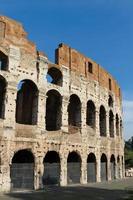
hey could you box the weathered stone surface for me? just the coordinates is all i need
[0,16,124,192]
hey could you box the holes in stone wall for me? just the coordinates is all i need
[46,90,62,131]
[46,67,62,86]
[99,106,106,136]
[86,100,96,129]
[16,79,38,125]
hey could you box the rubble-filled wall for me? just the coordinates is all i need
[0,16,124,192]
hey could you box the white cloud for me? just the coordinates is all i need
[123,100,133,140]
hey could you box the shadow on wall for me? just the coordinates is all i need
[4,186,133,200]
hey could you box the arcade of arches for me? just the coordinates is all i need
[10,149,124,190]
[0,74,122,137]
[0,16,124,192]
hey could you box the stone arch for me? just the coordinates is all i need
[86,100,96,129]
[117,155,121,179]
[46,67,63,86]
[120,118,123,137]
[10,149,35,190]
[99,106,106,136]
[0,50,8,71]
[67,151,81,184]
[116,114,119,136]
[110,154,116,180]
[109,110,114,137]
[100,153,107,181]
[46,89,62,131]
[43,151,60,185]
[87,153,96,182]
[16,79,38,125]
[68,94,81,128]
[0,75,7,119]
[108,95,113,107]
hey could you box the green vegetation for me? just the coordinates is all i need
[125,137,133,168]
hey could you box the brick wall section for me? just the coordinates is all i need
[55,43,121,100]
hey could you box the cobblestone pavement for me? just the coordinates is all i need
[0,178,133,200]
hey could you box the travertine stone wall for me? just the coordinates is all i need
[0,16,125,192]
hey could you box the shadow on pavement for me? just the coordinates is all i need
[4,186,133,200]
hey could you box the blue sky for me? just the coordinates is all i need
[0,0,133,140]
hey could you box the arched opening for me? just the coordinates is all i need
[68,94,81,128]
[67,151,81,184]
[43,151,60,185]
[99,106,106,136]
[117,156,120,179]
[46,67,63,86]
[16,80,38,125]
[116,114,119,136]
[86,100,96,129]
[120,119,123,137]
[10,149,34,190]
[46,90,62,131]
[0,51,8,71]
[0,76,6,119]
[87,153,96,183]
[109,110,114,137]
[100,154,107,181]
[110,155,116,180]
[108,95,113,107]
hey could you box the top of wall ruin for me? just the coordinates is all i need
[55,43,122,99]
[0,16,122,100]
[0,16,36,55]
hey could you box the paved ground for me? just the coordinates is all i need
[0,178,133,200]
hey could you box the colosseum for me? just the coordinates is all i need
[0,16,125,192]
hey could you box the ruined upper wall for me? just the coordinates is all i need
[55,43,121,99]
[0,16,37,54]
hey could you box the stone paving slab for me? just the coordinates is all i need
[0,178,133,200]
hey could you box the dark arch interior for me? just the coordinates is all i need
[87,153,96,183]
[110,155,116,180]
[110,155,115,163]
[16,79,38,125]
[67,151,81,162]
[87,153,96,163]
[44,151,60,163]
[0,51,8,71]
[46,67,62,86]
[68,94,81,127]
[109,110,114,137]
[67,151,81,184]
[12,150,34,163]
[101,154,107,162]
[108,95,113,107]
[99,106,106,136]
[11,150,34,189]
[120,119,122,137]
[100,154,107,181]
[117,156,120,163]
[46,90,62,131]
[116,114,119,136]
[86,101,96,128]
[0,76,6,119]
[43,151,60,185]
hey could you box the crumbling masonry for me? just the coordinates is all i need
[0,16,125,192]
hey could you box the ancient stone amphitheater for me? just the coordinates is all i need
[0,16,124,192]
